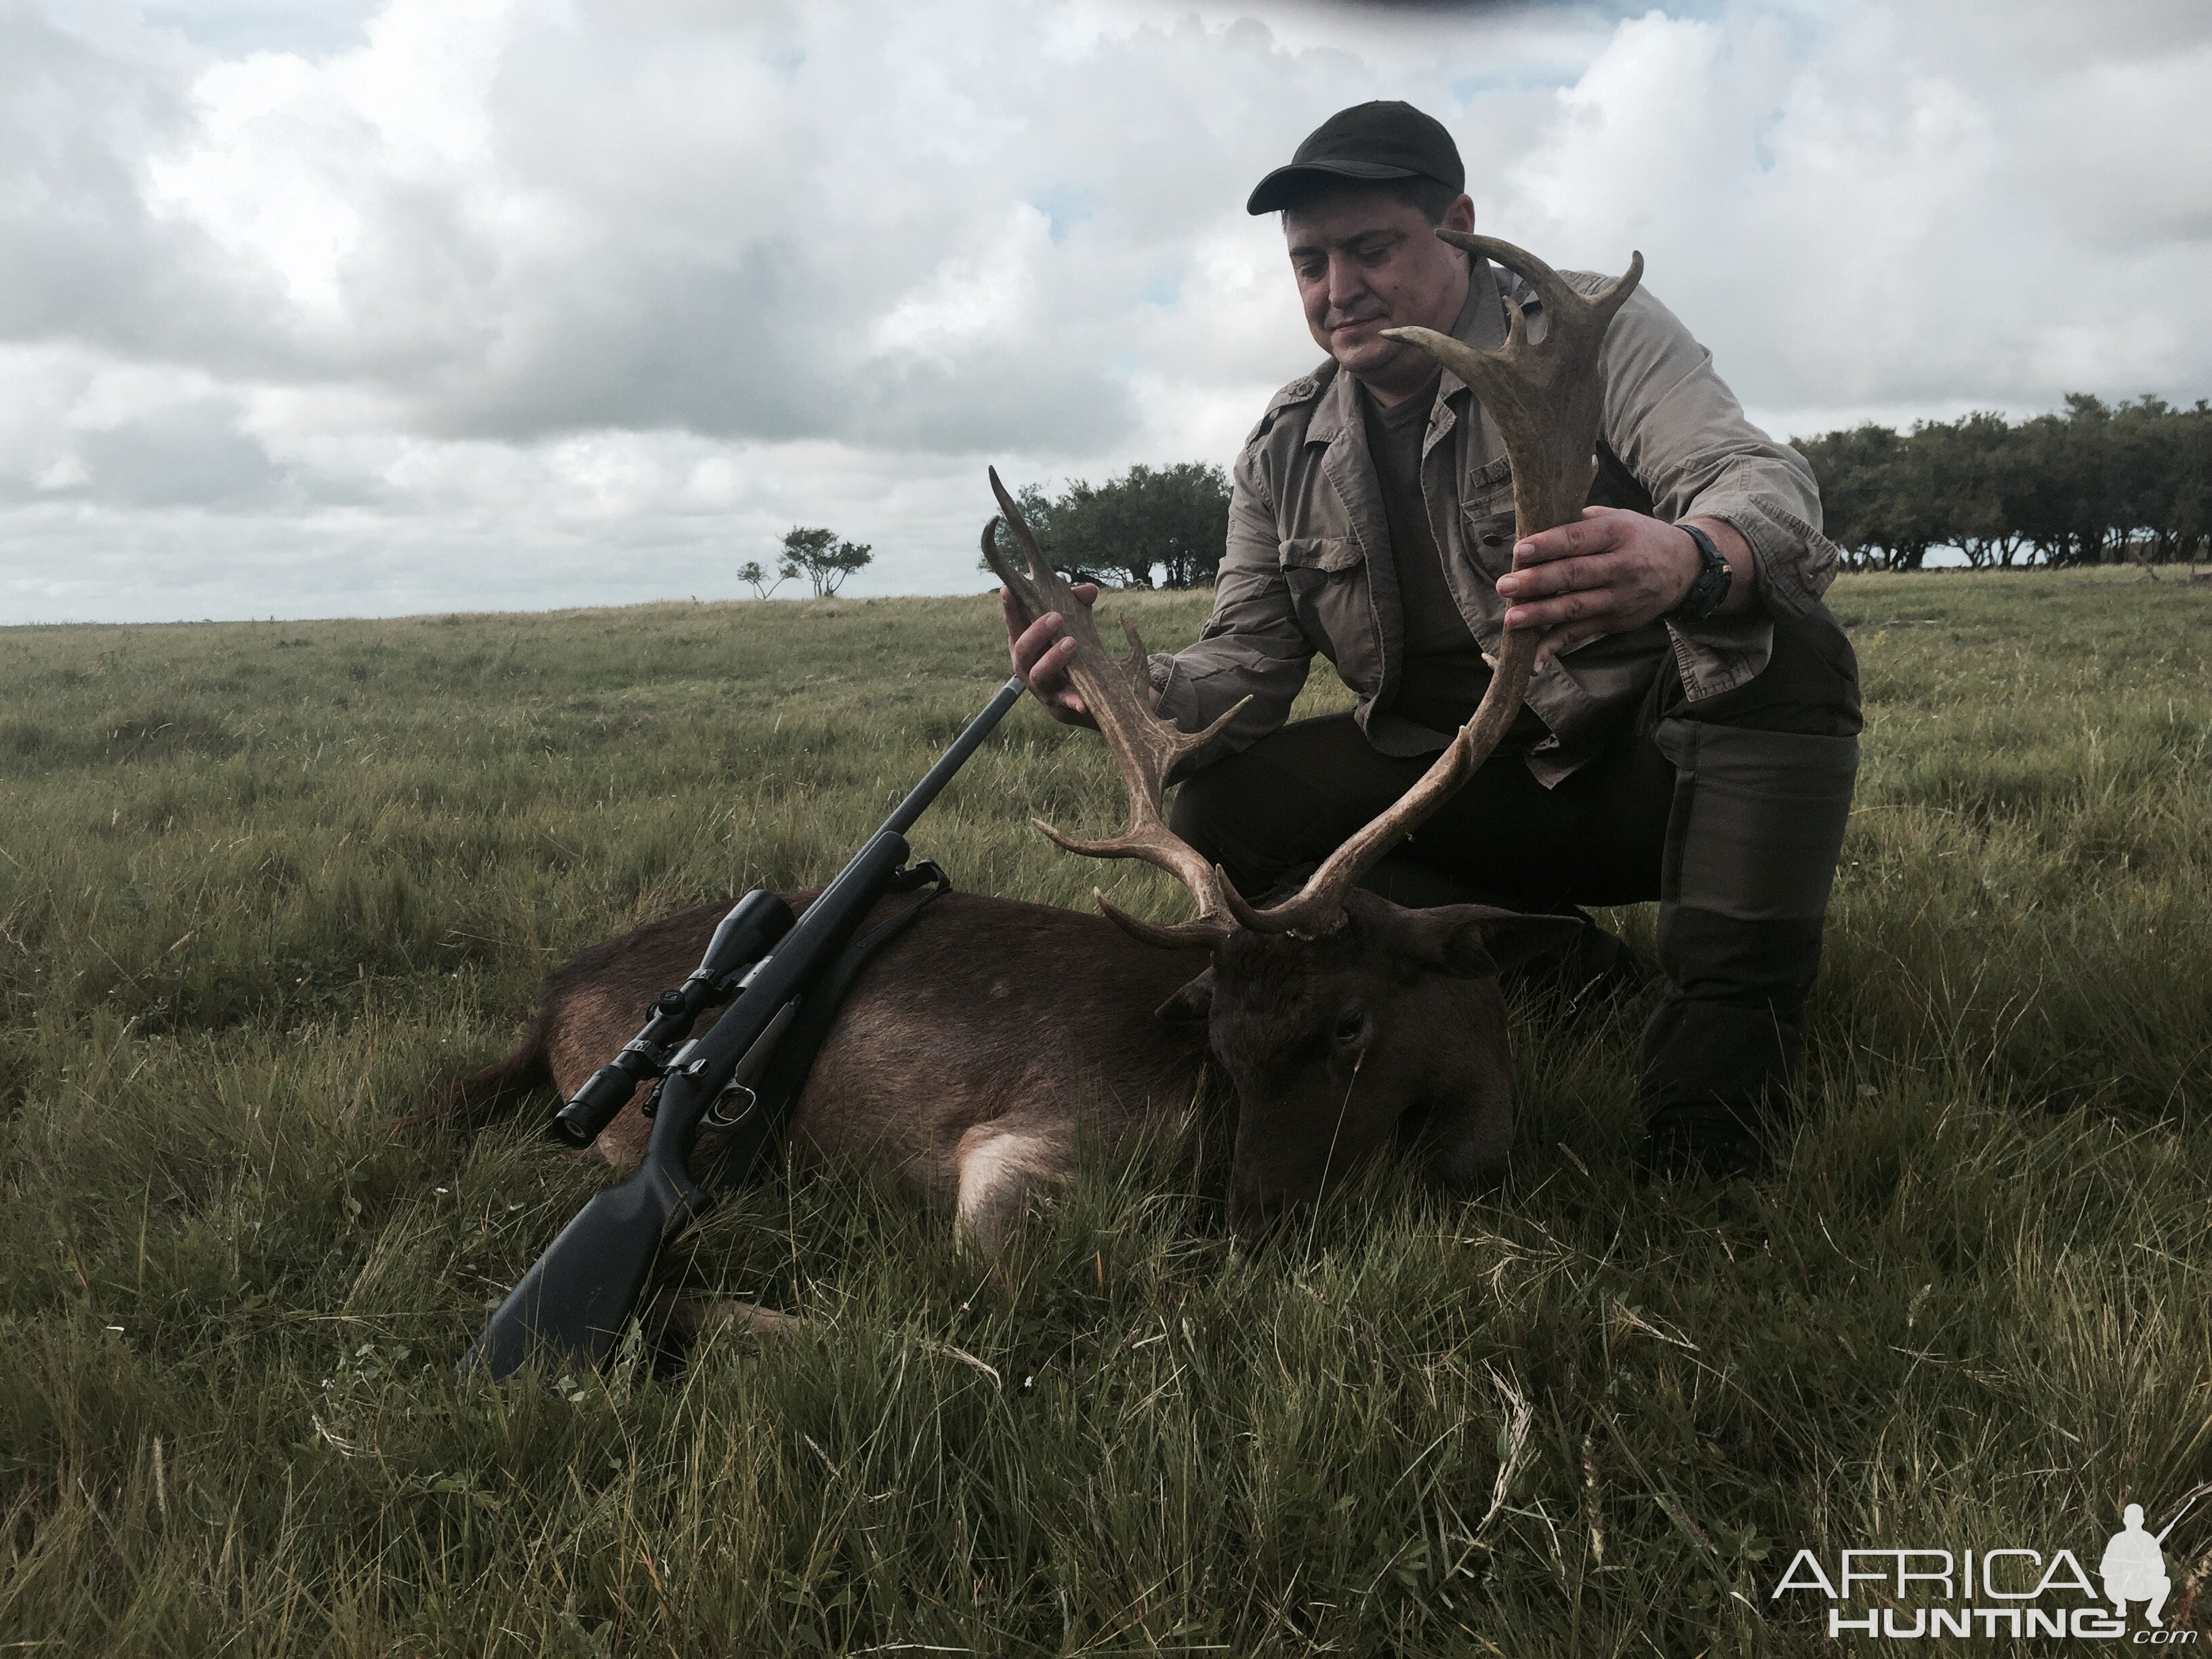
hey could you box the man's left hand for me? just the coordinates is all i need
[1496,506,1754,668]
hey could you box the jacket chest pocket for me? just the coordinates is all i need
[1277,535,1373,676]
[1461,484,1517,578]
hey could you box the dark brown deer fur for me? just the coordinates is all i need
[451,886,1577,1246]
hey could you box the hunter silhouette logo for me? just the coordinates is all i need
[2103,1503,2175,1628]
[1771,1486,2212,1641]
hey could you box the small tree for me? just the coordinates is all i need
[737,559,790,600]
[777,526,874,598]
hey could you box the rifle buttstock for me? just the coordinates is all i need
[458,1158,702,1381]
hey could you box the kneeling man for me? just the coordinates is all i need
[1005,101,1860,1176]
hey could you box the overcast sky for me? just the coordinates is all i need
[3,0,2208,623]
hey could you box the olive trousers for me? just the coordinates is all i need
[1168,607,1863,1169]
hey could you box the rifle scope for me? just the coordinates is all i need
[539,674,1023,1152]
[549,887,796,1147]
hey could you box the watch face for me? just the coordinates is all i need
[1675,530,1729,622]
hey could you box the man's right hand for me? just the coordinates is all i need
[1002,583,1100,729]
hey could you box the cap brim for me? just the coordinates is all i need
[1245,159,1422,216]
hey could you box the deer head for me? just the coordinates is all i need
[985,234,1642,1231]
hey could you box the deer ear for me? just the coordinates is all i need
[1154,968,1216,1026]
[1405,905,1587,977]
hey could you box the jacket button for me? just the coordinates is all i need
[1481,533,1504,548]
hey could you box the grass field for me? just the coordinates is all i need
[3,570,2210,1655]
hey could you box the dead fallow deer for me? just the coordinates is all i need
[451,234,1642,1248]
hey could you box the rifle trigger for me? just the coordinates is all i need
[701,1082,757,1132]
[700,999,799,1131]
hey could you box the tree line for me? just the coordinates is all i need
[1799,394,2212,573]
[752,394,2210,600]
[988,396,2211,588]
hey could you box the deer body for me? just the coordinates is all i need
[457,884,1572,1244]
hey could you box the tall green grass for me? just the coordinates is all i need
[2,573,2208,1654]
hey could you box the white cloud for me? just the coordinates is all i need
[1,0,2208,622]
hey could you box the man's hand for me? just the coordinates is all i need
[1496,507,1755,668]
[1001,582,1101,729]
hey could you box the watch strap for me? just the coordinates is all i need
[1668,523,1732,623]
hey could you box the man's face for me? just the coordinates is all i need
[1283,184,1475,394]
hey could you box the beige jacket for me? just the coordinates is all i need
[1151,254,1841,785]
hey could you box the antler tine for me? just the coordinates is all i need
[980,467,1250,947]
[1439,230,1639,337]
[1227,236,1643,938]
[1094,891,1236,949]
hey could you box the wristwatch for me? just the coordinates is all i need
[1668,523,1732,623]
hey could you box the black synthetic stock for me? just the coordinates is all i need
[459,676,1026,1382]
[459,1159,702,1378]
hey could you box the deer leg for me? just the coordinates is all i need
[954,1122,1071,1257]
[655,1295,814,1343]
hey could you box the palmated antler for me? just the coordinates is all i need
[981,467,1252,947]
[1224,232,1645,937]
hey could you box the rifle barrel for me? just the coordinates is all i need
[882,676,1025,837]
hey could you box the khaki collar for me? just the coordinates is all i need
[1454,255,1509,366]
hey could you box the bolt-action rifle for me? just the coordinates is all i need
[462,676,1027,1381]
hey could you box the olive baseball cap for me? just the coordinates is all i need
[1246,100,1465,216]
